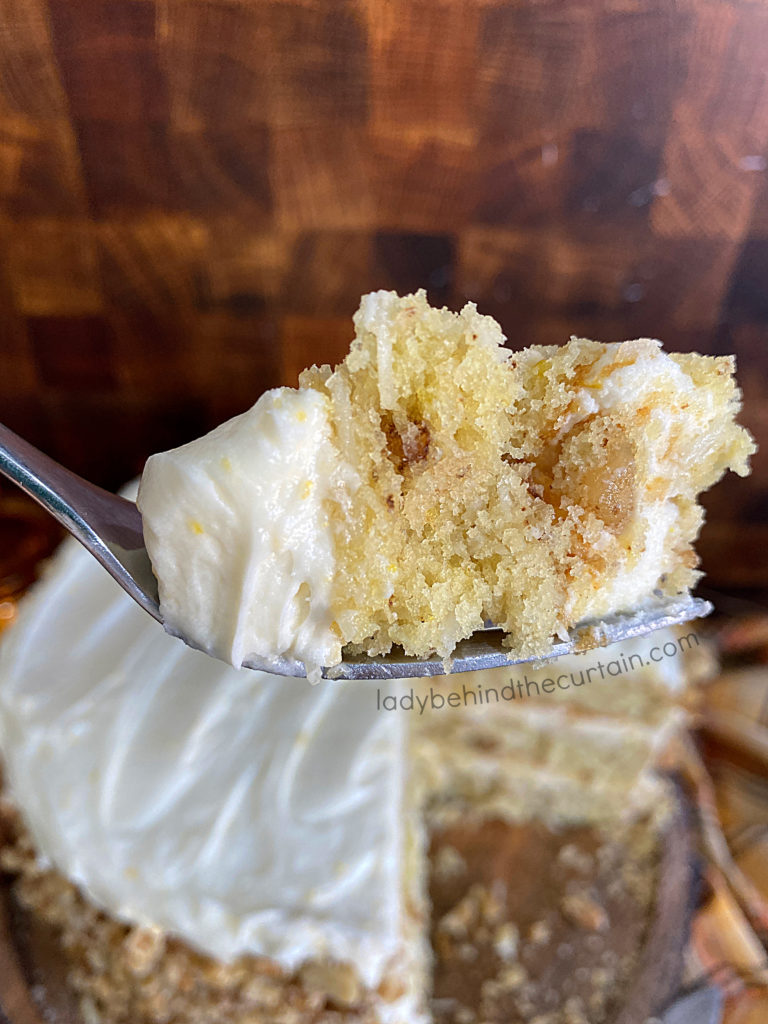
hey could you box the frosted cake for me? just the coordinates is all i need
[0,528,703,1024]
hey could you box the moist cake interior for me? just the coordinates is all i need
[302,291,753,663]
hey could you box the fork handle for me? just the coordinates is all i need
[0,423,143,550]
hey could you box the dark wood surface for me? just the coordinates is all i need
[1,0,767,589]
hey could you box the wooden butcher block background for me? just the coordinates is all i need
[1,0,767,594]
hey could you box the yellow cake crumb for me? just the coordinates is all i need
[300,291,754,664]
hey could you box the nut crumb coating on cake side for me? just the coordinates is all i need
[300,290,755,664]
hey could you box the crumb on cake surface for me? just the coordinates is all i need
[301,290,754,665]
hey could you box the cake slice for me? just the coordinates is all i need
[138,291,754,680]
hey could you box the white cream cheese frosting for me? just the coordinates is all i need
[0,521,409,991]
[138,387,355,682]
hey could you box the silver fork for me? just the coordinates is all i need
[0,422,713,680]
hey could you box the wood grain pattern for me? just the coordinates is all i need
[0,0,766,586]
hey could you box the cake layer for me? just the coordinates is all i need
[408,659,688,833]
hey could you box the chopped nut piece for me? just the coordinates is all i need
[556,844,594,874]
[433,844,467,880]
[560,893,609,932]
[492,922,519,961]
[528,919,552,945]
[123,926,166,978]
[498,963,528,990]
[299,962,362,1007]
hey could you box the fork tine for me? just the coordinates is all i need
[242,595,713,679]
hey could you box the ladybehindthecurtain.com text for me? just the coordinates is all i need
[376,632,700,713]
